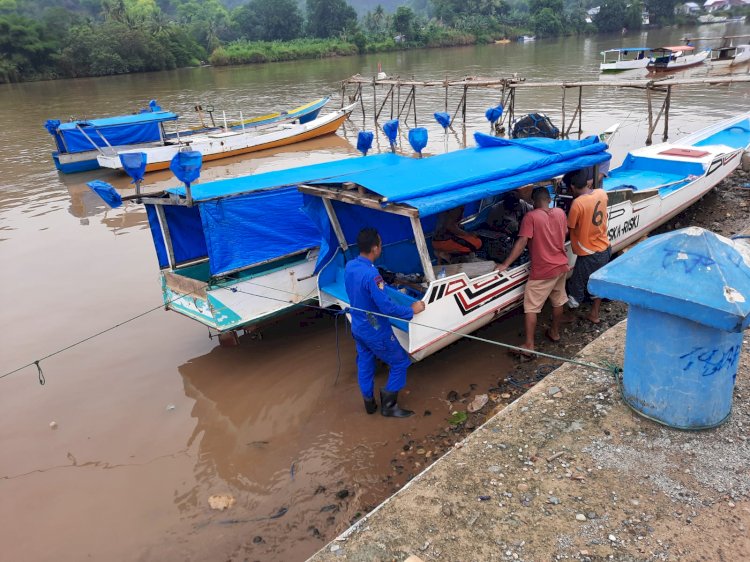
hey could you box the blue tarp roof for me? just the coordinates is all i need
[167,152,406,201]
[590,228,750,332]
[150,153,407,276]
[57,111,178,130]
[310,133,611,216]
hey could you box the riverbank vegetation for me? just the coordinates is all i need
[0,0,740,83]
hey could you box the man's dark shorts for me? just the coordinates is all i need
[568,246,611,303]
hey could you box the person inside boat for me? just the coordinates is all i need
[480,191,533,263]
[432,205,483,263]
[562,160,610,191]
[345,227,426,418]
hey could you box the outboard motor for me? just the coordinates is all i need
[511,113,560,139]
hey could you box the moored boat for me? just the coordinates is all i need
[299,113,750,361]
[600,47,653,72]
[710,44,750,66]
[96,152,406,334]
[96,104,355,173]
[698,14,728,24]
[45,97,330,174]
[648,45,710,71]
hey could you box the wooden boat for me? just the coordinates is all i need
[45,97,330,174]
[518,35,536,43]
[299,113,750,361]
[600,48,653,72]
[648,46,709,71]
[698,14,728,24]
[710,44,750,66]
[113,152,405,334]
[96,104,354,173]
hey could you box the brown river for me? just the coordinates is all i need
[1,25,749,561]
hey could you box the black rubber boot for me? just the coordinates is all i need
[380,389,414,418]
[363,396,377,415]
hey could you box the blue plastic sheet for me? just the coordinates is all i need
[357,131,374,155]
[408,128,428,155]
[120,152,147,184]
[200,187,320,276]
[145,204,207,268]
[87,180,122,208]
[383,120,399,144]
[46,111,177,154]
[485,104,503,123]
[170,151,202,185]
[434,112,451,129]
[311,133,610,216]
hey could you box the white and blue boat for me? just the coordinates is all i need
[299,113,750,361]
[136,153,404,334]
[600,47,653,72]
[45,106,179,174]
[45,97,330,174]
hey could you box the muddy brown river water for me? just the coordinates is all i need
[1,25,749,561]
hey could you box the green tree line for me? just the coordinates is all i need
[0,0,680,83]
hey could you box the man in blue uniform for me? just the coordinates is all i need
[345,227,426,417]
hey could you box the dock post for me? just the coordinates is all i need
[589,228,750,429]
[412,85,417,128]
[561,86,566,138]
[646,83,654,145]
[462,85,468,123]
[577,86,583,138]
[663,85,672,142]
[444,78,449,113]
[372,79,377,125]
[340,82,345,108]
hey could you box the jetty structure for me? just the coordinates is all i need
[340,73,750,145]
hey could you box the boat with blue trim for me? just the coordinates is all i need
[600,47,653,72]
[44,97,330,174]
[299,113,750,361]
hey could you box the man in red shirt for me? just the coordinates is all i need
[496,187,569,354]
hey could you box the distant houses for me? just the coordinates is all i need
[703,0,750,12]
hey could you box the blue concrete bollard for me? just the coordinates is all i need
[589,227,750,429]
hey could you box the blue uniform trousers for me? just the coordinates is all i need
[354,330,411,398]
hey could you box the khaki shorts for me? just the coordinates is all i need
[523,272,568,314]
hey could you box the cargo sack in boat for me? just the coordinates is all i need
[511,113,560,140]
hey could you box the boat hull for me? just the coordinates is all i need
[600,59,651,72]
[53,151,101,173]
[319,114,750,362]
[162,249,319,332]
[649,50,709,71]
[98,107,353,172]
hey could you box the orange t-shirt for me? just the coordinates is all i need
[568,189,610,256]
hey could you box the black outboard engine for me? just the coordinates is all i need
[511,113,560,139]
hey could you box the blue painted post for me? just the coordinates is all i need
[589,227,750,429]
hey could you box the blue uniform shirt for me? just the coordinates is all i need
[344,256,414,340]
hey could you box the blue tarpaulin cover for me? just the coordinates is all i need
[48,111,178,154]
[304,133,611,272]
[149,153,407,275]
[311,133,610,216]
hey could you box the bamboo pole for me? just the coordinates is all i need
[561,86,566,138]
[577,86,583,138]
[663,85,672,142]
[372,79,377,125]
[646,84,654,145]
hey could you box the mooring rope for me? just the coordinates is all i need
[0,276,621,384]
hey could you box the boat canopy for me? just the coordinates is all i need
[45,110,178,154]
[658,45,695,52]
[302,132,610,273]
[603,47,653,53]
[146,153,405,276]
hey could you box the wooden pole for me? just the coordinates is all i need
[444,79,449,112]
[412,86,417,128]
[663,85,672,142]
[410,215,436,283]
[340,82,346,108]
[577,86,583,138]
[462,85,468,123]
[375,84,394,121]
[561,86,566,138]
[646,84,654,145]
[372,80,377,125]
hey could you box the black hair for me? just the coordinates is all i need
[357,227,381,253]
[532,186,550,203]
[502,191,520,211]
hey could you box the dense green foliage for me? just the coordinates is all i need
[0,0,702,83]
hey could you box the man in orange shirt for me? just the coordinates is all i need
[567,171,611,324]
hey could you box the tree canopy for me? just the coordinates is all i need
[306,0,358,38]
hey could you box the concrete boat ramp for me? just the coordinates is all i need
[309,321,749,562]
